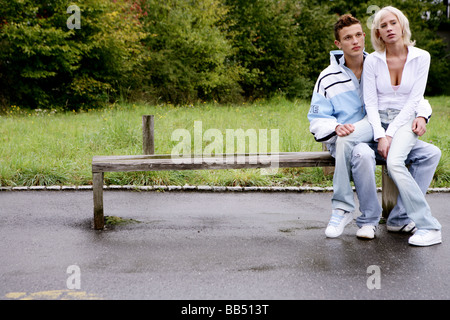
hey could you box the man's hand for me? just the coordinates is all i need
[335,124,355,137]
[412,117,427,136]
[377,136,392,159]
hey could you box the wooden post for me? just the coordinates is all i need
[142,115,154,155]
[381,165,398,219]
[93,172,104,230]
[322,143,334,175]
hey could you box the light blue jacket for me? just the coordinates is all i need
[308,50,367,144]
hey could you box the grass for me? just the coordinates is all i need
[104,216,141,226]
[0,96,448,188]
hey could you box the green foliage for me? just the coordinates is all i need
[0,0,448,109]
[319,0,450,95]
[0,0,147,110]
[226,0,302,99]
[0,0,82,108]
[138,0,243,104]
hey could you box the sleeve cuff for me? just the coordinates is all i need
[416,114,430,123]
[373,127,386,142]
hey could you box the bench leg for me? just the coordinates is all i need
[381,165,398,219]
[93,172,105,230]
[321,143,334,175]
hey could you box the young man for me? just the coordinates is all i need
[307,14,441,243]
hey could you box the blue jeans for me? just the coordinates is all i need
[327,116,442,229]
[382,115,441,230]
[387,139,441,228]
[327,117,380,226]
[352,142,383,227]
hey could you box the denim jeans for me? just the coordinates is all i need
[387,139,441,228]
[327,117,380,226]
[327,114,442,229]
[380,110,441,230]
[351,142,383,227]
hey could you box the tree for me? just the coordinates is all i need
[138,0,243,104]
[0,0,447,109]
[0,0,147,109]
[316,0,450,95]
[224,0,337,100]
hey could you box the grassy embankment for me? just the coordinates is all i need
[1,96,448,188]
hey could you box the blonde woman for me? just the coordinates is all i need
[363,6,442,246]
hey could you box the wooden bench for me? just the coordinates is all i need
[91,116,397,230]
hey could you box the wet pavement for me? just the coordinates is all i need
[0,190,449,301]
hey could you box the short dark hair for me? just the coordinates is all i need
[334,14,361,41]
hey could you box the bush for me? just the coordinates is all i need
[225,0,336,100]
[0,0,448,108]
[138,0,243,104]
[322,0,450,96]
[0,0,147,110]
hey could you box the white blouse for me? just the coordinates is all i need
[363,46,431,141]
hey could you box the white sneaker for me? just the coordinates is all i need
[408,229,442,246]
[387,221,416,234]
[325,209,353,238]
[356,225,376,239]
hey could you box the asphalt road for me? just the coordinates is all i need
[0,190,449,302]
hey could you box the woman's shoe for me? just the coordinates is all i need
[408,229,442,246]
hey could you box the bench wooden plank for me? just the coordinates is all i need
[92,152,335,173]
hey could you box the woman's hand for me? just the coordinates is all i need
[377,136,392,159]
[412,117,427,136]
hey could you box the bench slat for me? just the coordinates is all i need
[92,152,335,173]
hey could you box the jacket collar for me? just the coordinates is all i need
[372,46,421,63]
[330,50,368,67]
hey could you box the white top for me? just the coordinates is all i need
[363,46,431,140]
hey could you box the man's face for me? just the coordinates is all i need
[335,24,365,58]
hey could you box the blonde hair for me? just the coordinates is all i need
[371,6,415,52]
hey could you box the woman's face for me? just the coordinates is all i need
[377,12,403,45]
